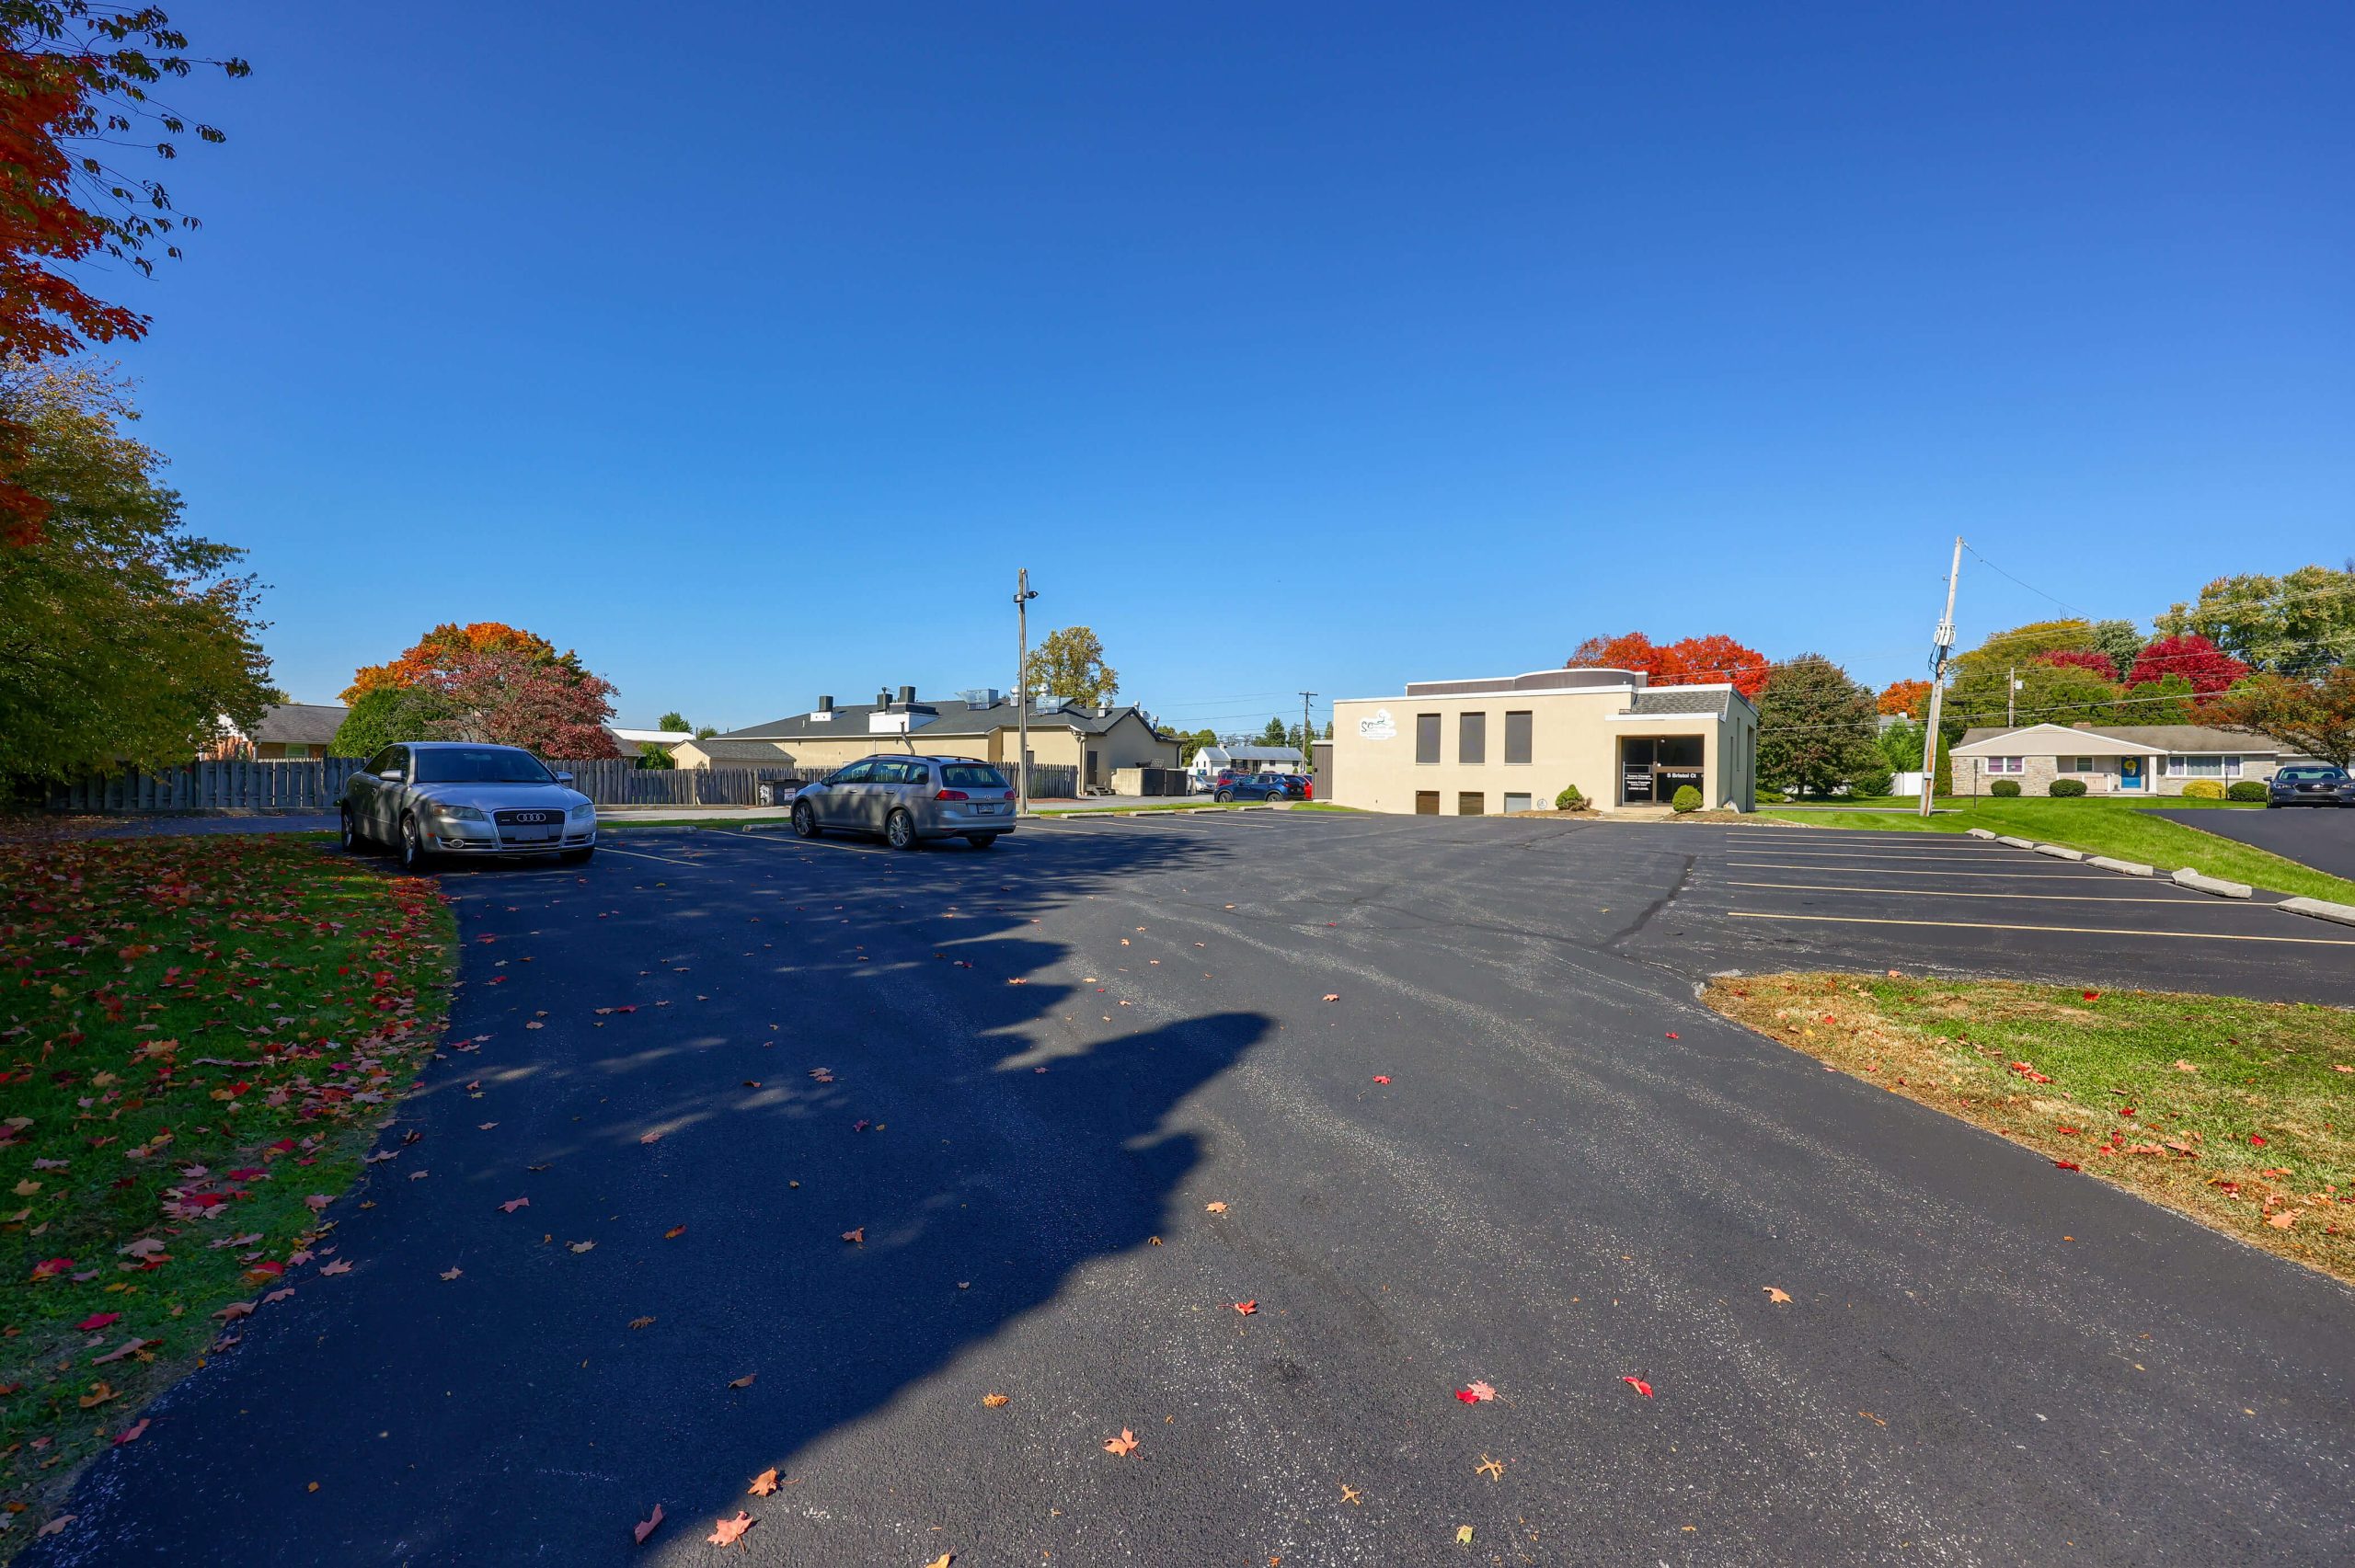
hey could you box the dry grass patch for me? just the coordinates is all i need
[1703,972,2355,1285]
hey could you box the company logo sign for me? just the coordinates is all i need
[1358,708,1396,740]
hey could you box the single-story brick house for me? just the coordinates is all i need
[1949,722,2315,796]
[670,687,1178,791]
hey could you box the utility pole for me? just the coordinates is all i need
[2006,666,2016,729]
[1918,536,1962,819]
[1014,568,1038,816]
[1299,691,1316,760]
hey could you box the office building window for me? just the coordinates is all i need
[1457,792,1485,816]
[1503,711,1532,765]
[1415,714,1441,765]
[1458,711,1486,766]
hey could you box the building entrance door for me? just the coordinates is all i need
[2119,756,2144,792]
[1620,735,1706,806]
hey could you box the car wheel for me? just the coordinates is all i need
[792,800,821,838]
[2266,800,2280,808]
[966,833,999,849]
[562,847,593,865]
[1214,788,1233,804]
[397,814,433,872]
[886,809,918,851]
[339,806,368,853]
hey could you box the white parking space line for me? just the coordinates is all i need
[1710,847,2019,864]
[1725,861,2117,880]
[1725,880,2206,904]
[711,830,894,856]
[1728,910,2355,946]
[594,842,712,869]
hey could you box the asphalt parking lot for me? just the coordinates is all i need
[2151,804,2355,882]
[29,812,2355,1567]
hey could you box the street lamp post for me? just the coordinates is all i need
[1014,569,1038,816]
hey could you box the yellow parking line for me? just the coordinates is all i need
[1727,880,2199,903]
[1726,861,2111,879]
[1728,911,2355,946]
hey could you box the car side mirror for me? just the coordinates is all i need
[380,769,404,783]
[556,772,573,784]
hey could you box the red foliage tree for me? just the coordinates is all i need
[1876,679,1931,718]
[2033,648,2120,682]
[343,622,565,703]
[1568,632,1770,698]
[2126,635,2249,696]
[0,6,247,544]
[429,646,619,759]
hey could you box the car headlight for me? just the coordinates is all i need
[432,803,488,822]
[569,802,595,820]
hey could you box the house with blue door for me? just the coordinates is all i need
[1950,723,2312,796]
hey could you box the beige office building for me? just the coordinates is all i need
[1328,668,1757,816]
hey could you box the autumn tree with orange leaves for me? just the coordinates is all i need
[1567,632,1771,699]
[1876,679,1930,718]
[336,623,620,759]
[0,4,247,545]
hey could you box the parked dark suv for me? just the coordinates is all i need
[2267,764,2353,807]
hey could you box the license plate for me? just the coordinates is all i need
[506,826,557,842]
[973,804,1004,815]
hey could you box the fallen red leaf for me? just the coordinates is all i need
[2249,1134,2268,1146]
[707,1510,753,1547]
[1233,1300,1257,1315]
[1372,1075,1390,1084]
[1664,1032,1678,1039]
[2053,1161,2081,1171]
[500,1197,529,1213]
[664,1225,686,1240]
[1622,1376,1654,1398]
[633,1503,663,1545]
[112,1418,149,1445]
[75,1312,121,1332]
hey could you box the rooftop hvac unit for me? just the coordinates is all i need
[959,688,1002,710]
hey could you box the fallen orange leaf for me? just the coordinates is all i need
[708,1510,753,1547]
[664,1225,686,1240]
[76,1381,116,1409]
[982,1392,1009,1407]
[320,1259,352,1276]
[1103,1427,1139,1457]
[842,1228,866,1244]
[748,1468,778,1496]
[729,1372,756,1389]
[1204,1201,1226,1214]
[1763,1288,1793,1306]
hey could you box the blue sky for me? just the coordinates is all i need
[108,3,2355,735]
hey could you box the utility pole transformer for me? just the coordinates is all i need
[1918,537,1963,819]
[1014,568,1038,816]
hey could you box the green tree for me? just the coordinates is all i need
[1875,718,1925,774]
[1020,625,1119,706]
[1754,654,1881,797]
[330,683,455,758]
[2211,668,2355,768]
[2119,674,2196,725]
[2088,619,2144,675]
[1946,658,2120,734]
[2157,566,2355,673]
[1259,716,1290,748]
[635,740,676,771]
[1175,727,1218,765]
[657,710,691,732]
[1949,619,2100,685]
[0,364,271,784]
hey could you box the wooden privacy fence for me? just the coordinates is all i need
[47,757,1082,812]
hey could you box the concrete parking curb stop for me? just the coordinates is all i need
[2171,867,2254,899]
[2034,843,2085,861]
[1966,828,1995,840]
[2088,855,2156,876]
[1995,835,2036,849]
[2280,896,2355,927]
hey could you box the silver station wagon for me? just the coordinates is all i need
[340,741,597,870]
[790,756,1017,849]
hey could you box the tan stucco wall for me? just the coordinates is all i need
[1329,688,1756,815]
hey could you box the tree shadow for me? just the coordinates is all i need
[23,821,1269,1565]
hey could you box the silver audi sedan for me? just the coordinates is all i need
[340,741,597,870]
[790,755,1017,849]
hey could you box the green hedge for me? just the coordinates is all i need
[2226,779,2269,803]
[1989,779,2022,797]
[1555,784,1586,810]
[2181,779,2224,800]
[2048,778,2085,797]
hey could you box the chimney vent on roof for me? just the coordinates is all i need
[897,684,916,705]
[877,688,890,708]
[816,695,833,713]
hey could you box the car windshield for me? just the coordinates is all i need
[940,763,1008,789]
[2280,768,2343,782]
[411,747,554,784]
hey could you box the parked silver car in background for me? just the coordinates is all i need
[340,741,597,870]
[790,756,1017,849]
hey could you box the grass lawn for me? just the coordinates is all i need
[1705,972,2355,1285]
[1755,796,2355,904]
[0,835,451,1539]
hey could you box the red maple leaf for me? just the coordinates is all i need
[1232,1300,1257,1315]
[1622,1376,1654,1398]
